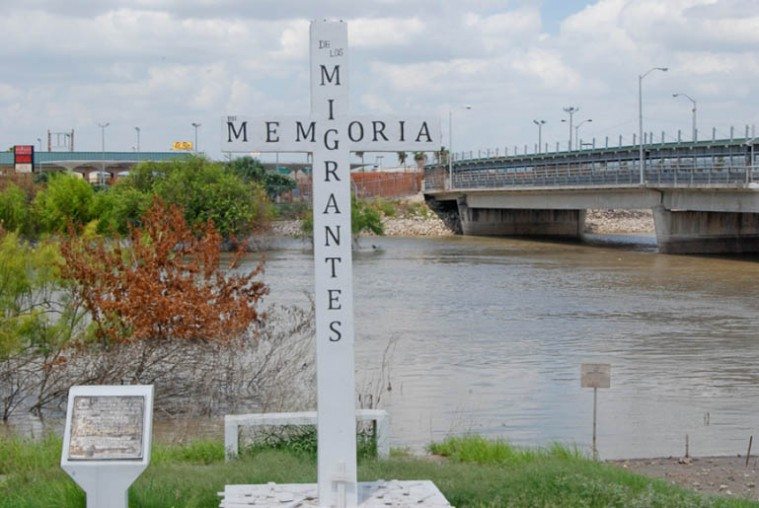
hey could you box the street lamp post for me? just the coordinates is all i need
[574,119,592,149]
[192,122,201,154]
[563,106,579,150]
[449,105,472,190]
[638,67,668,184]
[533,120,546,154]
[672,93,696,142]
[97,122,110,186]
[746,137,757,184]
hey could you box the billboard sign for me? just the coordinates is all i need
[14,145,34,173]
[171,141,193,151]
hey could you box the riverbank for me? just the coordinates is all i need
[272,196,656,238]
[612,455,759,502]
[271,208,655,238]
[3,434,751,507]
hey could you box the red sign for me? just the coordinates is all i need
[14,145,34,164]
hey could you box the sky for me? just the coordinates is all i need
[0,0,757,165]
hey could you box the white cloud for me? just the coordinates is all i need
[0,0,754,156]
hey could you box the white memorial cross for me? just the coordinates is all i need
[222,20,440,507]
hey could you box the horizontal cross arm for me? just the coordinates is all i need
[221,115,441,153]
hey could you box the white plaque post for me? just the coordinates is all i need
[222,19,440,507]
[61,385,154,508]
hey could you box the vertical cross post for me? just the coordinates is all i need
[309,20,358,506]
[221,20,439,507]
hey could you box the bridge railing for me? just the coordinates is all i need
[424,163,759,191]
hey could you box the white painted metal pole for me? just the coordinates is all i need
[448,109,453,190]
[192,122,201,154]
[638,74,644,185]
[98,122,109,186]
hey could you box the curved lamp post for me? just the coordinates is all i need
[638,67,668,184]
[448,105,472,190]
[574,119,592,149]
[672,92,696,142]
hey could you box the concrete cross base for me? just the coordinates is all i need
[219,480,451,507]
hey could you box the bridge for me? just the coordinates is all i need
[424,138,759,254]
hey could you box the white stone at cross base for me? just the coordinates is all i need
[220,19,448,508]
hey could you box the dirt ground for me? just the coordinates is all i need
[610,456,759,501]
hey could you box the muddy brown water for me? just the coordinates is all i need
[5,234,759,460]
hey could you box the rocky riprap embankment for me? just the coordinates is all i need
[584,209,655,234]
[270,215,454,238]
[270,208,655,238]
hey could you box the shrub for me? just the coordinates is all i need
[0,184,29,233]
[122,157,271,239]
[226,157,297,201]
[60,199,268,345]
[32,173,94,233]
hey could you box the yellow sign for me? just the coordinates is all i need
[171,141,193,151]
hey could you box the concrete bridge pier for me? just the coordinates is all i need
[653,206,759,254]
[457,197,585,239]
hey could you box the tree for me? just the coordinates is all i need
[413,151,427,170]
[226,157,296,201]
[0,184,29,233]
[59,200,268,346]
[397,151,408,168]
[0,231,83,420]
[90,185,153,235]
[32,173,94,233]
[435,147,449,166]
[121,157,271,239]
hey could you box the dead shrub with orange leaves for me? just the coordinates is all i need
[2,200,317,419]
[47,200,308,416]
[60,200,268,346]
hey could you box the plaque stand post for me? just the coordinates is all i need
[61,385,154,508]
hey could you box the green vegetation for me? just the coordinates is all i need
[117,157,272,238]
[301,195,384,238]
[32,173,95,233]
[0,184,30,233]
[0,156,281,240]
[1,434,752,507]
[226,156,297,201]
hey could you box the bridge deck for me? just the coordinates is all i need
[425,138,758,192]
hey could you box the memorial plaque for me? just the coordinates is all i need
[68,395,145,461]
[581,363,611,389]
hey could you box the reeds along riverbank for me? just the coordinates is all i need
[2,435,749,507]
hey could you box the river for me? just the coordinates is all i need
[257,234,759,460]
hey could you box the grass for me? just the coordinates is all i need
[1,434,756,507]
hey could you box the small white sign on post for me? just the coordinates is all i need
[61,385,154,508]
[222,19,444,507]
[581,363,611,460]
[581,363,611,389]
